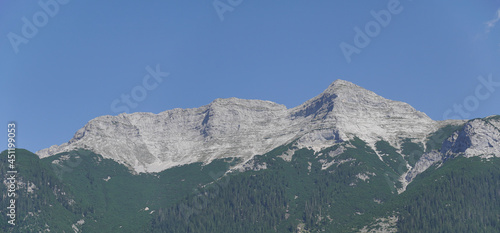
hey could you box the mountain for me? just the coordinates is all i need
[36,80,460,173]
[3,79,500,232]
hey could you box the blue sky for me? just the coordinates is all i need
[1,0,500,152]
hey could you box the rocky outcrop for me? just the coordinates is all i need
[405,151,442,183]
[441,116,500,159]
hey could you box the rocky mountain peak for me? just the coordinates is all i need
[289,80,435,149]
[291,79,427,119]
[325,79,365,93]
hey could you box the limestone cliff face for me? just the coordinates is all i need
[441,116,500,159]
[36,80,497,173]
[38,98,292,172]
[290,80,436,150]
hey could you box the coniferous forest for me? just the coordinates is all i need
[1,139,499,232]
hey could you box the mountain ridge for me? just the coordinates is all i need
[37,79,490,173]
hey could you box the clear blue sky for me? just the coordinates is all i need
[1,0,500,152]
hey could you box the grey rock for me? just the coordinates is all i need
[441,116,500,159]
[405,151,442,183]
[36,80,498,173]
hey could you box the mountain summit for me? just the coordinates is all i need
[290,79,436,148]
[37,79,490,173]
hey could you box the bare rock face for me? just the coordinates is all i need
[38,98,293,172]
[441,116,500,159]
[405,151,442,183]
[36,80,496,173]
[290,80,437,150]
